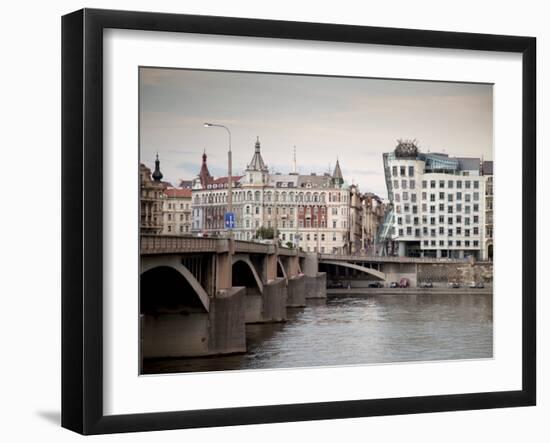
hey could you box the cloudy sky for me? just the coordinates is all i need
[140,67,493,199]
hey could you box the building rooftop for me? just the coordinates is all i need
[164,188,192,198]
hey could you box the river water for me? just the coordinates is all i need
[143,292,493,374]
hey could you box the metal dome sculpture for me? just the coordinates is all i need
[394,139,419,158]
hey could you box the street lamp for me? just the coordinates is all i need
[203,123,233,249]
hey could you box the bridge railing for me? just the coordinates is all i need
[141,235,220,254]
[318,253,470,264]
[140,235,304,257]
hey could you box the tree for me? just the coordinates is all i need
[285,241,294,249]
[255,226,278,240]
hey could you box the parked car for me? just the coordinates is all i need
[476,282,485,289]
[449,282,460,289]
[389,282,399,288]
[327,281,344,289]
[468,281,477,289]
[367,282,384,288]
[419,281,433,288]
[399,278,410,288]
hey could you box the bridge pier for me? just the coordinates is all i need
[245,278,287,323]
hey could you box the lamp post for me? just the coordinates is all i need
[204,123,233,250]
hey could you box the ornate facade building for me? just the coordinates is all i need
[381,140,492,259]
[139,155,165,234]
[191,138,351,254]
[162,188,193,235]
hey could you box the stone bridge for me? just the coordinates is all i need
[140,235,326,359]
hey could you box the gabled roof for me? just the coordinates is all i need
[164,188,192,198]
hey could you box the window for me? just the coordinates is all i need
[393,180,399,189]
[439,192,445,200]
[408,166,414,176]
[448,194,453,202]
[392,166,397,176]
[456,240,462,246]
[412,205,418,214]
[402,179,408,189]
[439,203,444,212]
[448,228,453,237]
[404,204,410,212]
[439,180,445,188]
[403,191,409,201]
[465,180,471,189]
[430,180,436,189]
[422,203,427,212]
[439,227,444,235]
[447,206,453,214]
[439,215,444,223]
[430,217,436,225]
[411,193,417,203]
[465,240,470,247]
[448,240,453,246]
[422,180,427,189]
[439,240,444,246]
[474,227,479,235]
[424,240,429,246]
[398,228,404,236]
[474,181,479,189]
[430,205,436,214]
[473,215,479,224]
[457,227,462,235]
[465,229,470,237]
[431,240,436,246]
[255,206,260,214]
[406,227,412,235]
[410,180,415,188]
[456,192,462,201]
[465,206,471,214]
[456,181,462,189]
[167,225,172,232]
[473,240,479,247]
[414,217,419,225]
[400,166,406,176]
[448,180,454,189]
[456,203,462,212]
[422,192,427,200]
[405,215,411,224]
[431,229,436,237]
[473,204,479,212]
[415,229,420,237]
[456,215,462,224]
[448,217,453,225]
[465,194,471,203]
[423,227,428,235]
[430,194,436,202]
[397,217,402,225]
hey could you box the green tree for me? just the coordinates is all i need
[255,226,278,240]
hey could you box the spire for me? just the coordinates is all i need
[247,136,268,171]
[332,158,343,186]
[293,145,297,174]
[152,153,163,182]
[199,150,212,188]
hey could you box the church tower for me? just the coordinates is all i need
[245,137,268,185]
[332,158,344,187]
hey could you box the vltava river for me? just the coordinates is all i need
[143,292,493,374]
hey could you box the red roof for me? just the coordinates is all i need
[164,188,192,198]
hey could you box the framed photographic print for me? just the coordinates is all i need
[61,8,536,435]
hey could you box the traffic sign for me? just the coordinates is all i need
[224,212,235,229]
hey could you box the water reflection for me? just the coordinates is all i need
[143,293,493,374]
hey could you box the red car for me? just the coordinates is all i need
[399,278,410,288]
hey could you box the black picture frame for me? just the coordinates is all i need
[62,8,536,435]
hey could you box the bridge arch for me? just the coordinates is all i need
[232,256,264,293]
[320,260,386,281]
[141,256,209,312]
[277,258,288,284]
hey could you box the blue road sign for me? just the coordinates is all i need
[224,212,235,229]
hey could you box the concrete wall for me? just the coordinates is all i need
[244,278,287,323]
[417,262,493,285]
[382,262,418,287]
[287,274,306,307]
[304,272,327,299]
[302,253,319,277]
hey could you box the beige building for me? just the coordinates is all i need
[349,185,386,255]
[162,188,193,235]
[140,158,164,235]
